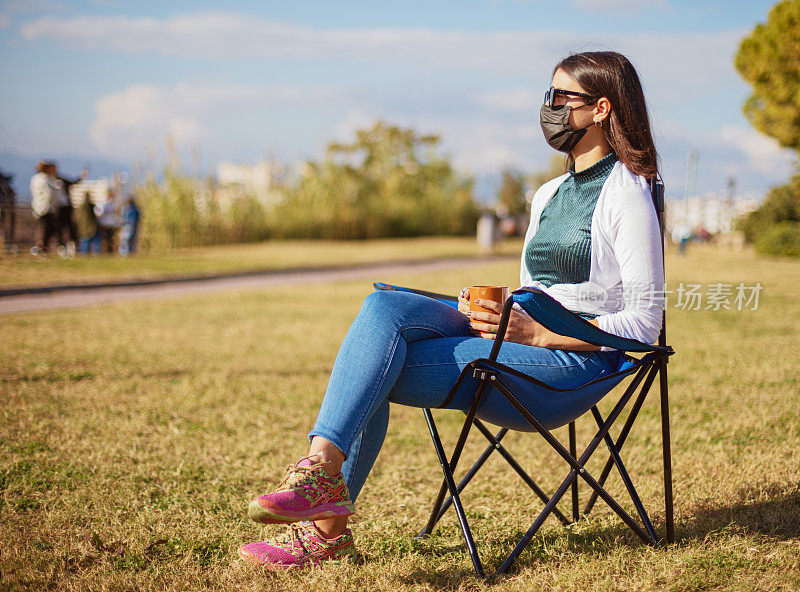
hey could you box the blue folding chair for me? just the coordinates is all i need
[373,179,674,577]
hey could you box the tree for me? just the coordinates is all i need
[737,173,800,255]
[496,168,526,215]
[735,0,800,153]
[527,155,567,193]
[275,121,478,239]
[738,175,800,243]
[734,1,800,257]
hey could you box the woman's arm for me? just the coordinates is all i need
[594,185,664,345]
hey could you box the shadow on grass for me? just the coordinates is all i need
[395,520,643,588]
[399,565,494,590]
[679,481,800,541]
[395,481,800,587]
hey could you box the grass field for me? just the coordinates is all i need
[0,237,522,289]
[2,244,799,591]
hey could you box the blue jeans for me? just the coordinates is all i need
[119,224,138,256]
[309,290,620,501]
[79,233,101,254]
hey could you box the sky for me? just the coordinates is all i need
[0,0,795,200]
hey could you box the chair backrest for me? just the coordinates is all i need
[648,178,668,350]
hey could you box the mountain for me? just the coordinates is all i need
[0,151,131,201]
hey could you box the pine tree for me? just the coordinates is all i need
[735,0,800,153]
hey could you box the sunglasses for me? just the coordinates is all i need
[544,86,597,108]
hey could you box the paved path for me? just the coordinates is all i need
[0,257,511,315]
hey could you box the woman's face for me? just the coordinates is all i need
[550,68,595,129]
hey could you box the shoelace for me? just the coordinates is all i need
[278,465,317,494]
[276,457,334,496]
[274,523,319,559]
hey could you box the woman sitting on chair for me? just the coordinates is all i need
[239,50,665,569]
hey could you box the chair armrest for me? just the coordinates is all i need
[512,288,670,353]
[488,296,516,362]
[373,282,458,307]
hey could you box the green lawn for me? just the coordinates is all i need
[1,244,799,591]
[0,237,522,289]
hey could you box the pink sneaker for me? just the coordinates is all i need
[238,522,356,569]
[248,457,355,524]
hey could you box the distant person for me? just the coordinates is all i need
[96,190,118,253]
[71,189,100,254]
[671,224,691,256]
[477,212,497,253]
[29,161,57,255]
[50,163,87,257]
[0,170,16,252]
[118,197,140,257]
[238,51,664,569]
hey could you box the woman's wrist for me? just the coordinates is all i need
[528,327,548,348]
[522,317,546,348]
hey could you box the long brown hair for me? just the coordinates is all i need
[555,51,658,179]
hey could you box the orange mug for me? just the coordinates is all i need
[468,285,509,315]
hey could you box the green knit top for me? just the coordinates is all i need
[524,152,617,291]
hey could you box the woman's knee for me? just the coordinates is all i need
[359,289,417,321]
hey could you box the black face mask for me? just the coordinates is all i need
[540,103,593,153]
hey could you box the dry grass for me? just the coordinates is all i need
[1,243,799,591]
[0,237,522,289]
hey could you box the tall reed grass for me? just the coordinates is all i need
[134,124,481,250]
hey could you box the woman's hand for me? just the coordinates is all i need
[467,298,547,347]
[458,287,471,316]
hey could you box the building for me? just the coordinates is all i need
[215,160,284,209]
[665,193,760,239]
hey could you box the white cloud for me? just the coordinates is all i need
[17,12,567,70]
[454,141,520,173]
[90,84,207,155]
[472,89,540,112]
[18,11,748,180]
[1,0,64,13]
[17,13,745,104]
[444,121,527,172]
[719,125,795,176]
[571,0,668,13]
[652,118,796,195]
[0,14,9,28]
[90,83,343,159]
[90,78,552,169]
[406,114,545,174]
[332,109,378,144]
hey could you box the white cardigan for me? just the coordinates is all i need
[519,161,664,346]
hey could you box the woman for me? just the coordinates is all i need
[238,51,664,569]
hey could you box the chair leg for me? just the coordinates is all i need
[498,463,582,574]
[473,420,571,526]
[591,407,659,543]
[429,425,509,527]
[659,358,675,543]
[569,421,579,522]
[431,420,570,529]
[497,437,652,575]
[493,368,657,573]
[583,366,658,515]
[420,379,489,537]
[423,408,485,578]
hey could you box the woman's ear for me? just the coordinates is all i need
[593,97,612,124]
